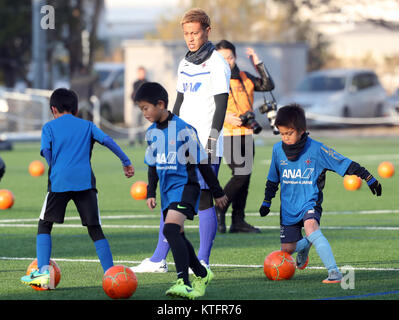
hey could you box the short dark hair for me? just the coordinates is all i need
[275,104,307,132]
[50,88,78,115]
[181,8,211,29]
[215,39,236,57]
[134,82,169,108]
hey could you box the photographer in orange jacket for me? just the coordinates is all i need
[215,40,275,233]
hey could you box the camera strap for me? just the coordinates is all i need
[230,67,253,113]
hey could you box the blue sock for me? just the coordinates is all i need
[37,234,51,272]
[294,237,310,253]
[197,207,218,264]
[94,239,113,273]
[307,229,338,272]
[150,213,170,262]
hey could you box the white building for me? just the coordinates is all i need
[296,0,399,91]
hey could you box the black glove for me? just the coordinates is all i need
[259,200,271,217]
[366,175,382,196]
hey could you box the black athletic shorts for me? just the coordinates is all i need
[280,209,321,243]
[39,189,101,226]
[163,202,196,221]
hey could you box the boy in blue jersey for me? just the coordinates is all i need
[134,82,228,299]
[259,104,382,283]
[21,88,134,289]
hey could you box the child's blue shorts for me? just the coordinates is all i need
[280,209,321,243]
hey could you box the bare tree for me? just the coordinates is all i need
[0,1,31,87]
[295,0,399,30]
[151,0,330,70]
[47,0,104,77]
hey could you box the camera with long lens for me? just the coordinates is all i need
[258,98,279,135]
[239,111,262,134]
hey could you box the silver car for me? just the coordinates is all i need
[93,62,125,123]
[385,88,399,117]
[278,69,387,125]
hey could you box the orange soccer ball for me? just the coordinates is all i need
[343,175,362,191]
[378,161,395,178]
[264,250,296,281]
[103,265,138,299]
[0,189,14,210]
[130,181,147,200]
[26,258,61,291]
[29,160,45,177]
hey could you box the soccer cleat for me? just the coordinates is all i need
[165,279,199,300]
[229,220,261,233]
[130,258,168,273]
[296,245,311,270]
[215,208,226,233]
[200,260,210,269]
[191,267,214,297]
[322,269,343,283]
[189,260,209,275]
[21,269,50,288]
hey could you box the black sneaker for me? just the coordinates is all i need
[216,208,226,233]
[229,221,261,233]
[218,224,226,233]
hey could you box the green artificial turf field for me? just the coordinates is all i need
[0,133,398,303]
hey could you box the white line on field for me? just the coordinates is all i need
[0,223,166,229]
[346,154,399,161]
[0,223,398,231]
[0,209,397,224]
[1,256,398,272]
[0,215,157,223]
[259,153,399,165]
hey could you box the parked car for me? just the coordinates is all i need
[93,62,125,123]
[278,69,387,126]
[385,88,399,118]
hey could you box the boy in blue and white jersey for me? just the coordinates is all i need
[134,82,227,299]
[259,104,382,283]
[21,88,134,289]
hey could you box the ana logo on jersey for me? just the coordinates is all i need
[282,168,314,179]
[156,152,177,165]
[282,168,314,184]
[182,82,202,92]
